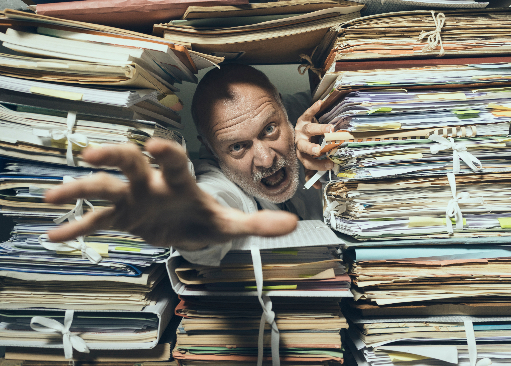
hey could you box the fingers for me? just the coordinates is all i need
[45,172,128,204]
[82,143,152,193]
[145,138,194,188]
[229,209,298,237]
[297,99,323,123]
[46,208,115,243]
[302,122,333,138]
[297,150,334,171]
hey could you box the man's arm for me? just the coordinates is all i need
[294,100,334,189]
[45,139,298,251]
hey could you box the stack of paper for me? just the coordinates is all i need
[0,9,202,362]
[309,9,511,364]
[174,296,347,365]
[339,243,511,365]
[30,0,249,31]
[168,221,352,365]
[311,8,511,84]
[153,1,364,64]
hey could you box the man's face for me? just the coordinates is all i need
[204,83,299,204]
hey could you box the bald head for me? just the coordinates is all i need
[191,64,282,142]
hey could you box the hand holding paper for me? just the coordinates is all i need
[44,139,298,251]
[294,100,333,189]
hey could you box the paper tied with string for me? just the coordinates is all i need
[39,234,104,264]
[33,111,89,166]
[445,173,484,234]
[30,310,89,360]
[297,54,322,78]
[429,134,483,174]
[39,175,104,263]
[463,319,492,366]
[251,246,280,366]
[417,11,446,57]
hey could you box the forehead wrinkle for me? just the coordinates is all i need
[212,100,278,143]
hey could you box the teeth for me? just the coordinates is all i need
[262,169,284,187]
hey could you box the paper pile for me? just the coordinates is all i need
[310,8,511,366]
[153,0,364,64]
[168,220,352,365]
[0,10,202,362]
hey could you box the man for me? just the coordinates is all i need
[45,64,333,264]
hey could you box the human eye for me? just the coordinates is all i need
[264,123,276,135]
[229,142,245,155]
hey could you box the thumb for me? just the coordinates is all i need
[223,208,298,238]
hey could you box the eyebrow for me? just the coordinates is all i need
[215,106,278,144]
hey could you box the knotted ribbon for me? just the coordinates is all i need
[39,175,101,263]
[418,11,446,56]
[429,134,483,174]
[297,54,323,78]
[251,246,280,366]
[39,234,102,264]
[54,176,94,225]
[464,319,492,366]
[30,309,89,360]
[445,173,483,234]
[33,111,88,166]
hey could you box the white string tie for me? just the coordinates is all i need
[445,173,483,234]
[418,11,446,56]
[54,176,94,225]
[251,246,280,366]
[429,134,483,173]
[39,175,101,263]
[464,319,492,366]
[39,234,102,264]
[33,111,88,166]
[30,310,89,360]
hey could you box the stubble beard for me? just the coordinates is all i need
[218,142,300,204]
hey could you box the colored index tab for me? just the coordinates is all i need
[388,352,428,362]
[367,107,392,114]
[337,172,356,178]
[498,217,511,229]
[409,217,467,227]
[115,246,141,252]
[356,122,401,130]
[30,87,83,101]
[367,81,391,86]
[57,242,109,257]
[452,110,479,115]
[245,285,297,290]
[417,92,466,100]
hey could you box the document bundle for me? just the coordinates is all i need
[153,0,364,64]
[310,8,511,366]
[168,221,352,365]
[0,8,205,363]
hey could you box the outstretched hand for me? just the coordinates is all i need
[295,100,334,189]
[45,139,298,251]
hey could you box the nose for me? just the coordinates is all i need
[253,140,275,169]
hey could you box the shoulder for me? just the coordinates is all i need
[281,91,312,126]
[193,156,258,214]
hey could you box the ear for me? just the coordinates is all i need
[198,135,216,158]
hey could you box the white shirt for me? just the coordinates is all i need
[178,92,323,265]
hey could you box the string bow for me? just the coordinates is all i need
[445,173,483,234]
[418,11,446,56]
[429,134,483,173]
[30,310,89,360]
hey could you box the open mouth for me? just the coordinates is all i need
[261,167,287,188]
